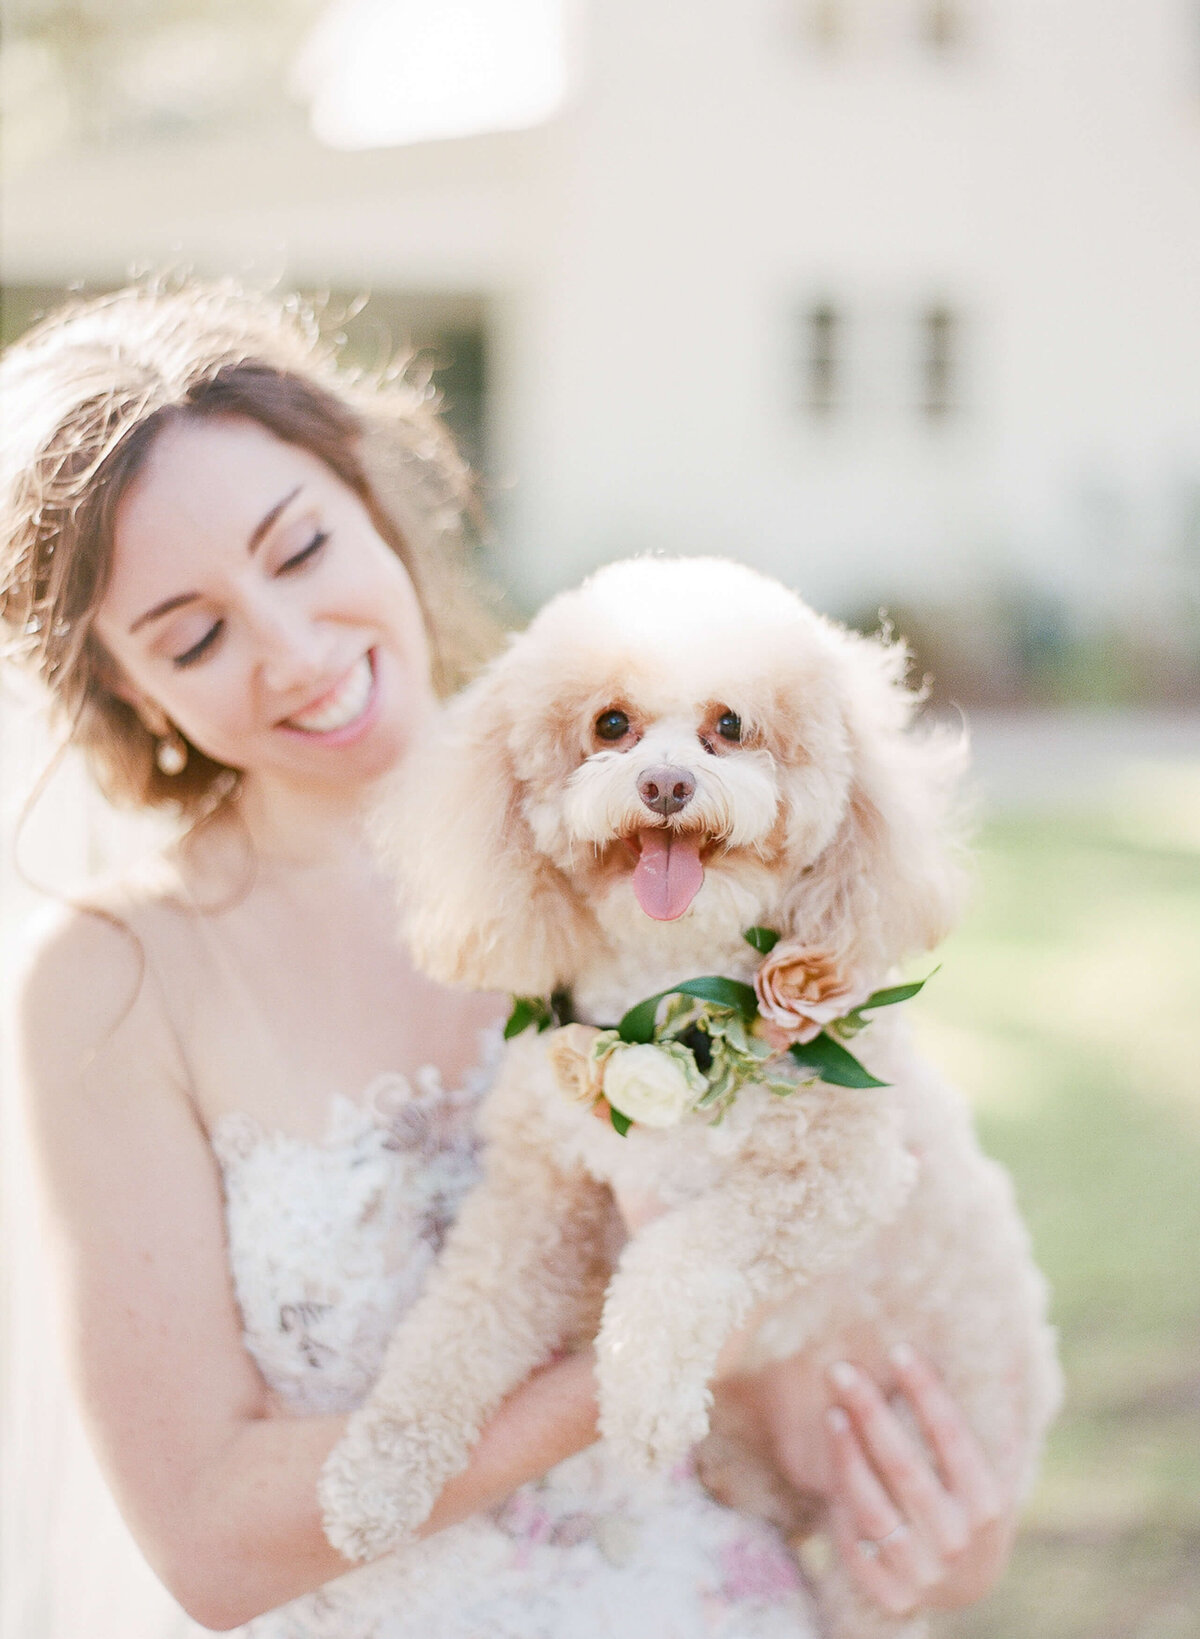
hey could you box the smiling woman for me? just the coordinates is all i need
[0,282,490,818]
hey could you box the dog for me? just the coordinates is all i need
[320,556,1061,1638]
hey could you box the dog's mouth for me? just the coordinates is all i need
[630,828,706,921]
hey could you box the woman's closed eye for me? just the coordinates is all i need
[173,621,224,669]
[279,529,329,574]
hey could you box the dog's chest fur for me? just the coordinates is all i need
[570,907,764,1027]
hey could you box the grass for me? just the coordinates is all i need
[912,767,1200,1639]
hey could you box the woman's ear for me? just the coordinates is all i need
[129,696,172,739]
[777,626,969,982]
[370,669,600,996]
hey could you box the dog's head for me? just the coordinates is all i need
[378,557,968,996]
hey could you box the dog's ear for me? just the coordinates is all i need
[370,665,600,996]
[775,626,969,983]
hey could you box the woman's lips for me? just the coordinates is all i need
[281,653,376,736]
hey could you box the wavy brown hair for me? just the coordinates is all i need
[0,279,499,817]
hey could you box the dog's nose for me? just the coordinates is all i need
[637,765,696,816]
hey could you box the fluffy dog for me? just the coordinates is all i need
[320,557,1061,1638]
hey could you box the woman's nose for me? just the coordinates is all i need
[249,601,333,693]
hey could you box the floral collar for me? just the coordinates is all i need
[504,927,930,1135]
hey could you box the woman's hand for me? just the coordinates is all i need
[825,1347,1014,1617]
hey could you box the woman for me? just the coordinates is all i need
[0,283,1013,1637]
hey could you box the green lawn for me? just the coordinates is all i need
[914,768,1200,1639]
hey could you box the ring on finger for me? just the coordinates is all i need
[856,1522,909,1560]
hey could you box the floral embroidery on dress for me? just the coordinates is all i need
[203,1034,818,1639]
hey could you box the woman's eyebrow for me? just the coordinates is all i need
[128,485,304,633]
[247,484,302,555]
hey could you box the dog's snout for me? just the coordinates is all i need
[637,765,696,816]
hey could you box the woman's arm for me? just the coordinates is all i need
[16,909,597,1632]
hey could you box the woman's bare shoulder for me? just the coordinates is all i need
[13,861,193,1096]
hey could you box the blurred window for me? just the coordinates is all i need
[920,304,958,418]
[807,1,843,48]
[802,3,965,56]
[804,302,842,414]
[921,1,961,51]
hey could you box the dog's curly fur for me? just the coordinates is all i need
[320,557,1062,1639]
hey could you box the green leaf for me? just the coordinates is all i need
[504,1000,533,1039]
[743,926,781,955]
[504,995,554,1039]
[861,975,931,1010]
[617,976,759,1044]
[839,970,937,1034]
[609,1106,632,1136]
[789,1032,889,1089]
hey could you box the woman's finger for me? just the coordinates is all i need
[826,1406,902,1539]
[889,1345,1005,1527]
[828,1361,968,1557]
[829,1499,922,1619]
[826,1409,942,1589]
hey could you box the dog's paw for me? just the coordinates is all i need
[318,1408,445,1561]
[597,1345,714,1473]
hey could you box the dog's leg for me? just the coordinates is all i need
[319,1128,609,1562]
[596,1088,916,1471]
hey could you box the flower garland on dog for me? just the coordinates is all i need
[505,928,931,1136]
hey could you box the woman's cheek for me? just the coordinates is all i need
[169,668,261,761]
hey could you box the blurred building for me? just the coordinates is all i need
[3,0,1200,647]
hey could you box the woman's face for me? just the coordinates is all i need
[95,414,436,793]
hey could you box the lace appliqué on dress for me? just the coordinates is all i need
[213,1063,486,1417]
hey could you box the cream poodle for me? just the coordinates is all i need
[320,557,1061,1638]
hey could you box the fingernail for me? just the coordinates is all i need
[889,1342,915,1370]
[829,1360,857,1391]
[826,1406,850,1433]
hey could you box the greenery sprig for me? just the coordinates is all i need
[505,929,933,1135]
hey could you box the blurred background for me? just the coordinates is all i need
[2,3,1199,1637]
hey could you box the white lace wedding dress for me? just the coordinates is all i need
[205,1052,820,1639]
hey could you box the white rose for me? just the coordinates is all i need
[602,1043,704,1129]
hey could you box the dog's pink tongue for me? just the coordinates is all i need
[633,830,705,921]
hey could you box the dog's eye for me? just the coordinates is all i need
[716,711,742,743]
[595,709,631,742]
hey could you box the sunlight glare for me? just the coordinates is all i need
[293,0,569,150]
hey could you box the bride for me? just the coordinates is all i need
[0,282,1014,1637]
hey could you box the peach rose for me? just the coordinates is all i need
[546,1023,611,1104]
[753,942,866,1045]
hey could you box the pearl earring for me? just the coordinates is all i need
[155,730,188,776]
